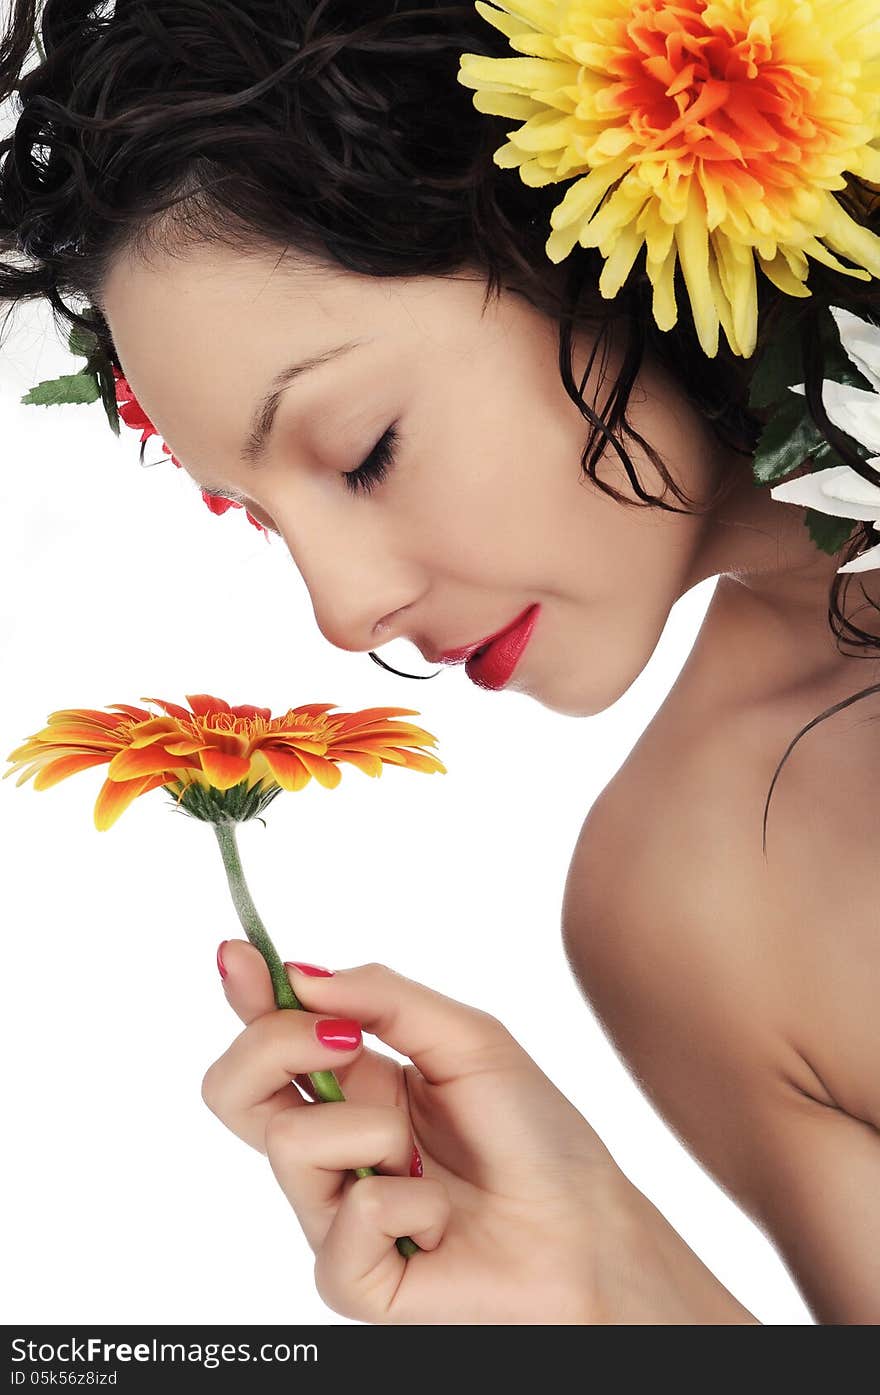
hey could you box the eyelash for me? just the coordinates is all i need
[204,422,399,527]
[342,423,399,497]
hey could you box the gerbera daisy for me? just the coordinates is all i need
[4,692,446,831]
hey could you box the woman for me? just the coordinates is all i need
[2,1,878,1324]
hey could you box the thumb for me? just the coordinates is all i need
[215,937,305,1024]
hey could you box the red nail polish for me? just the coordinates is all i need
[315,1017,362,1050]
[284,960,334,977]
[410,1144,424,1178]
[216,940,228,981]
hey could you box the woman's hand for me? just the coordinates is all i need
[201,943,759,1325]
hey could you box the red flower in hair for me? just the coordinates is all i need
[112,367,268,537]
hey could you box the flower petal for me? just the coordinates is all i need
[229,704,273,720]
[292,748,343,790]
[367,747,448,774]
[31,751,111,790]
[104,703,153,723]
[261,745,312,792]
[163,739,210,756]
[813,380,880,454]
[770,465,880,520]
[185,693,232,717]
[107,745,196,780]
[46,707,128,731]
[329,749,384,778]
[838,539,880,573]
[22,724,124,749]
[138,697,194,722]
[198,747,252,790]
[127,720,180,748]
[829,306,880,395]
[286,702,343,718]
[94,774,159,831]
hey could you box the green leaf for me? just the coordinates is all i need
[748,300,877,412]
[93,353,121,435]
[804,509,861,557]
[751,396,824,485]
[748,301,808,410]
[810,439,845,470]
[67,323,99,360]
[21,371,101,407]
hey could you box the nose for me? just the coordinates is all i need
[313,600,411,654]
[281,515,417,655]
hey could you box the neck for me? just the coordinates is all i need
[680,455,877,690]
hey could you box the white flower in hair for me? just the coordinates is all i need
[770,306,880,574]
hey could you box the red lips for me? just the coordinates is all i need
[436,605,538,664]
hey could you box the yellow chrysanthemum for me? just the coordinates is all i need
[458,0,880,358]
[3,692,446,831]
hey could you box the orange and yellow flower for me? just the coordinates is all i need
[458,0,880,359]
[4,693,446,831]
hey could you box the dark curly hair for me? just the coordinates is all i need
[2,0,880,851]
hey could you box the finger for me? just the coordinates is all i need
[216,938,294,1025]
[282,962,616,1178]
[315,1176,450,1323]
[215,942,403,1104]
[201,1007,364,1152]
[282,960,523,1086]
[263,1102,416,1251]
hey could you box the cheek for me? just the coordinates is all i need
[415,466,540,579]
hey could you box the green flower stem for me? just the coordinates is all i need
[211,819,420,1260]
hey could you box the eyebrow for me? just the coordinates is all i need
[240,336,369,468]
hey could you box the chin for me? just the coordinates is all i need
[538,694,613,718]
[511,657,644,718]
[510,677,619,719]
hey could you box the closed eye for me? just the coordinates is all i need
[343,423,399,497]
[199,419,401,522]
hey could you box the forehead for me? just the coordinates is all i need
[99,243,493,406]
[99,243,447,464]
[102,243,398,369]
[97,242,501,479]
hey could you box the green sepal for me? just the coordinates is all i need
[804,509,861,557]
[162,778,284,825]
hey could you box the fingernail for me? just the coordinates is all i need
[216,940,228,981]
[315,1017,362,1050]
[284,960,334,977]
[410,1144,424,1178]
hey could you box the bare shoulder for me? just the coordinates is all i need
[560,681,880,1322]
[562,662,880,1119]
[559,698,827,1141]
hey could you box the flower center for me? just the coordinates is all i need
[598,0,829,180]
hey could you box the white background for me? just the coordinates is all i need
[0,298,812,1324]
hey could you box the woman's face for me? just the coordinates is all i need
[101,243,726,717]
